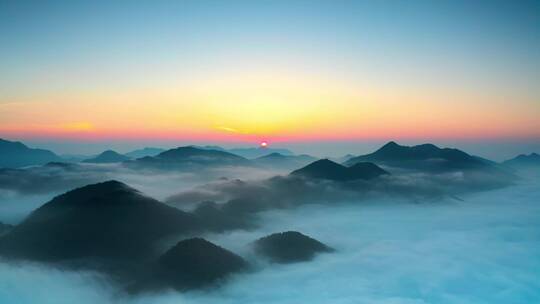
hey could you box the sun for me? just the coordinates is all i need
[260,141,268,148]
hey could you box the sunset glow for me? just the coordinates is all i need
[0,1,539,152]
[1,2,540,303]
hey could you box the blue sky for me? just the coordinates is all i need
[2,0,538,97]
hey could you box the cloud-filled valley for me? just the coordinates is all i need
[0,139,539,303]
[1,178,539,304]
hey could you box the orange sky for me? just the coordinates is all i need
[1,1,539,145]
[1,74,538,143]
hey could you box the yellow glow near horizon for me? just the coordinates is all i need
[2,1,539,145]
[1,70,539,142]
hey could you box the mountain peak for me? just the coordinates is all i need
[29,180,140,213]
[81,179,129,191]
[503,152,540,168]
[381,141,400,149]
[253,231,334,263]
[385,140,398,146]
[0,138,60,168]
[82,150,130,163]
[291,159,387,181]
[299,159,341,170]
[0,180,199,261]
[345,141,489,172]
[228,147,294,158]
[372,141,407,155]
[157,146,235,158]
[155,237,247,289]
[0,138,27,149]
[258,152,285,159]
[127,146,250,169]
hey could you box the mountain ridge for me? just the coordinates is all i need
[253,231,334,263]
[82,150,130,163]
[127,146,252,169]
[503,152,540,168]
[345,141,495,172]
[0,180,200,261]
[0,138,61,168]
[291,159,388,181]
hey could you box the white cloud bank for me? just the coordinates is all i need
[1,178,539,304]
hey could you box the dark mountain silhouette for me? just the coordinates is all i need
[228,147,294,159]
[192,201,256,232]
[0,138,61,168]
[141,238,247,291]
[195,145,295,159]
[503,153,540,169]
[191,145,227,152]
[82,150,130,163]
[345,141,496,172]
[157,146,245,161]
[254,152,318,170]
[127,146,251,169]
[348,162,392,179]
[291,159,388,181]
[125,147,165,159]
[0,180,199,261]
[0,222,13,236]
[253,231,334,263]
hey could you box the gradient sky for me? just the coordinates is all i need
[1,0,539,158]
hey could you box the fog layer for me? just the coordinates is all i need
[1,178,538,303]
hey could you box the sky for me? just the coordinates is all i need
[0,0,539,158]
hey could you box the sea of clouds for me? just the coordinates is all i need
[1,175,539,304]
[0,163,280,225]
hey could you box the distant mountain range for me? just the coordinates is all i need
[503,153,540,169]
[126,146,252,169]
[228,147,294,159]
[345,141,497,172]
[1,139,527,291]
[253,152,318,170]
[195,145,294,159]
[291,159,389,181]
[0,138,61,168]
[125,147,165,159]
[2,137,537,177]
[82,150,131,163]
